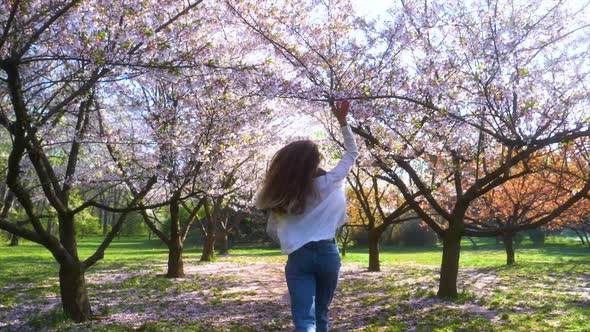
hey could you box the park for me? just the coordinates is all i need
[1,0,589,331]
[1,236,589,330]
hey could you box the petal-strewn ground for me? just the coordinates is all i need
[1,254,589,331]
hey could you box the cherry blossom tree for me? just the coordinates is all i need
[227,0,410,272]
[319,112,422,270]
[355,0,590,297]
[228,0,590,298]
[98,7,275,267]
[198,153,261,261]
[210,153,265,256]
[0,0,211,321]
[100,66,271,273]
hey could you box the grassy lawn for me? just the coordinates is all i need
[0,236,588,331]
[340,237,589,267]
[338,238,590,331]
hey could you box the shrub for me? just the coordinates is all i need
[76,213,101,238]
[120,211,149,236]
[383,224,401,246]
[384,219,438,247]
[398,219,438,246]
[528,229,546,246]
[350,227,369,245]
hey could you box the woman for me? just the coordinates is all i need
[256,100,359,332]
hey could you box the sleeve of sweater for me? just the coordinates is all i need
[325,124,360,183]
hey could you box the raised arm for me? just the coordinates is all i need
[326,100,359,183]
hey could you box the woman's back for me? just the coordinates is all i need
[265,123,359,254]
[255,99,358,332]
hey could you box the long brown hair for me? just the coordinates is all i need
[256,140,321,215]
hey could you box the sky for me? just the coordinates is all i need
[352,0,393,19]
[353,0,590,18]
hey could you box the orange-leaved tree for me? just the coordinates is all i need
[469,143,590,264]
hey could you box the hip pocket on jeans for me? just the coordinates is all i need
[318,252,341,273]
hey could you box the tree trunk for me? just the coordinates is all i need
[110,191,120,237]
[59,261,92,322]
[467,236,477,248]
[166,242,184,278]
[367,230,381,272]
[200,230,215,262]
[437,229,462,298]
[503,233,515,265]
[573,230,585,245]
[101,209,108,236]
[166,200,184,277]
[56,213,92,321]
[337,226,349,257]
[200,200,216,262]
[218,231,229,255]
[9,233,19,246]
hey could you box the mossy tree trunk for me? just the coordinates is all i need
[502,232,515,265]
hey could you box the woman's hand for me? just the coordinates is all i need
[332,100,350,126]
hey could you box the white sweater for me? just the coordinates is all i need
[261,125,359,255]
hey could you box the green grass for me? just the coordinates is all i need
[2,236,587,273]
[340,237,590,269]
[1,236,589,331]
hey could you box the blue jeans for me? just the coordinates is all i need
[285,239,341,332]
